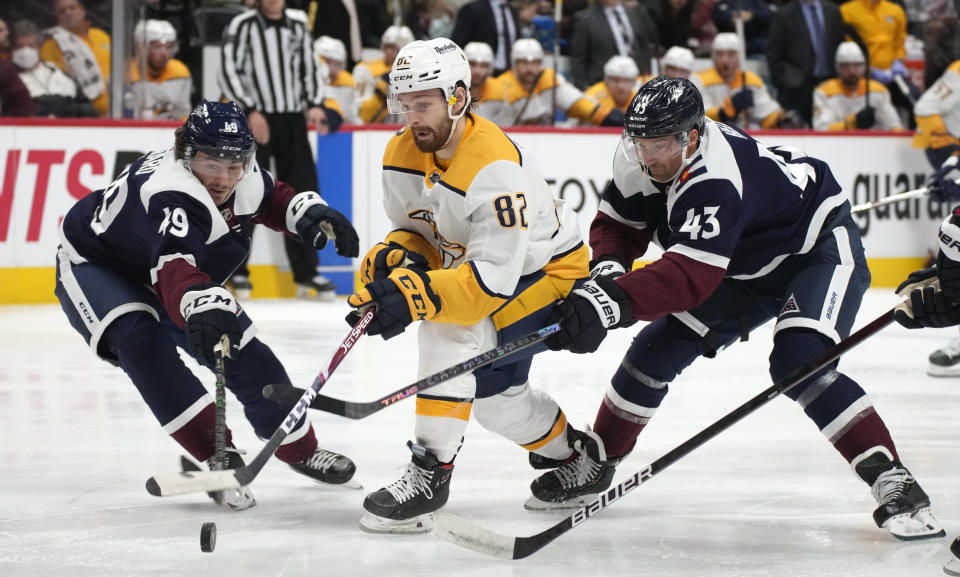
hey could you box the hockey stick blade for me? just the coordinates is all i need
[145,309,375,498]
[262,323,561,419]
[434,308,896,559]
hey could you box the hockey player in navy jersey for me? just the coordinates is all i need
[532,77,945,541]
[54,100,361,509]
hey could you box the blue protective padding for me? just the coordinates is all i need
[315,131,355,294]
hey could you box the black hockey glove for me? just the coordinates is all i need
[545,275,633,354]
[361,241,431,284]
[346,267,440,340]
[928,153,960,203]
[290,192,360,257]
[730,89,753,113]
[182,284,243,365]
[854,107,875,129]
[600,108,625,127]
[589,255,628,280]
[937,207,960,298]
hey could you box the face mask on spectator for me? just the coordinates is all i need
[12,46,39,70]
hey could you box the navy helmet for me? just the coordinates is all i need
[624,76,704,139]
[181,100,256,170]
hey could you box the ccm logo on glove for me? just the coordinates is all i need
[181,288,237,318]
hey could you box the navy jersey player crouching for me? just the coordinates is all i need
[533,77,945,541]
[54,101,361,510]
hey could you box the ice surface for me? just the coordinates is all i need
[0,290,957,576]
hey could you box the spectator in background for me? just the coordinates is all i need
[130,19,192,121]
[41,0,110,117]
[569,0,658,90]
[921,0,960,89]
[464,41,512,125]
[307,0,362,67]
[315,35,358,124]
[405,0,456,40]
[354,25,414,124]
[583,55,649,126]
[497,38,620,125]
[219,0,343,299]
[711,0,772,58]
[699,32,795,128]
[451,0,518,76]
[11,19,94,117]
[0,57,35,116]
[356,0,389,48]
[0,18,10,60]
[812,41,902,131]
[840,0,916,120]
[767,0,845,126]
[658,45,706,94]
[653,0,693,53]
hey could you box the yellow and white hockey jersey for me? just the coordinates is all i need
[470,75,512,127]
[914,60,960,150]
[322,68,357,124]
[379,114,587,329]
[698,68,782,129]
[812,78,902,131]
[129,58,192,120]
[496,68,605,127]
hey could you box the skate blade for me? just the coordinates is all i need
[306,478,363,491]
[926,363,960,377]
[883,507,946,541]
[523,493,598,511]
[945,557,960,577]
[358,511,434,534]
[223,489,257,511]
[295,287,337,301]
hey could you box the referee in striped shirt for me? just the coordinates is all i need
[218,0,343,297]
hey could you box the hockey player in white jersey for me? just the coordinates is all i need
[344,38,593,533]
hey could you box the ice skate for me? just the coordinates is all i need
[525,428,616,511]
[359,441,453,534]
[944,536,960,576]
[295,274,336,301]
[289,447,360,488]
[226,274,252,300]
[855,451,945,541]
[928,338,960,377]
[206,447,256,511]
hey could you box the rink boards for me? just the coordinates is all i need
[0,120,943,303]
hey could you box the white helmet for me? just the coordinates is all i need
[381,25,415,49]
[134,19,177,48]
[604,55,639,80]
[464,41,494,64]
[712,32,740,53]
[511,38,544,62]
[314,35,347,64]
[835,41,865,65]
[661,46,694,71]
[389,38,471,120]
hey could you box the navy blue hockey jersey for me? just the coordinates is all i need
[59,148,300,326]
[593,118,849,320]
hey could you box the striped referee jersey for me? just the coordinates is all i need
[218,8,324,114]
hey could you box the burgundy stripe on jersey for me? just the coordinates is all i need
[252,179,298,233]
[155,258,213,327]
[589,211,651,266]
[615,251,726,321]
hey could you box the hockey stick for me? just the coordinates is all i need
[433,307,896,559]
[849,179,960,213]
[213,336,229,471]
[144,308,376,497]
[262,322,562,419]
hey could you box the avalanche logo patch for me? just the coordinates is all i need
[780,293,801,316]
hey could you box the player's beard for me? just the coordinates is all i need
[412,115,454,153]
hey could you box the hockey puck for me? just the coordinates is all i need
[200,521,217,553]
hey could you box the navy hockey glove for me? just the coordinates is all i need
[182,284,243,365]
[928,153,960,203]
[600,108,625,127]
[545,275,633,354]
[730,89,753,113]
[289,192,360,257]
[854,107,875,129]
[360,241,431,284]
[895,269,960,328]
[346,267,440,340]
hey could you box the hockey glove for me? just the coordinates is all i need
[360,241,431,284]
[182,284,243,365]
[895,269,960,328]
[927,153,960,203]
[601,108,625,127]
[937,208,960,298]
[854,107,875,129]
[289,192,360,257]
[545,275,633,354]
[589,255,628,280]
[346,267,441,340]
